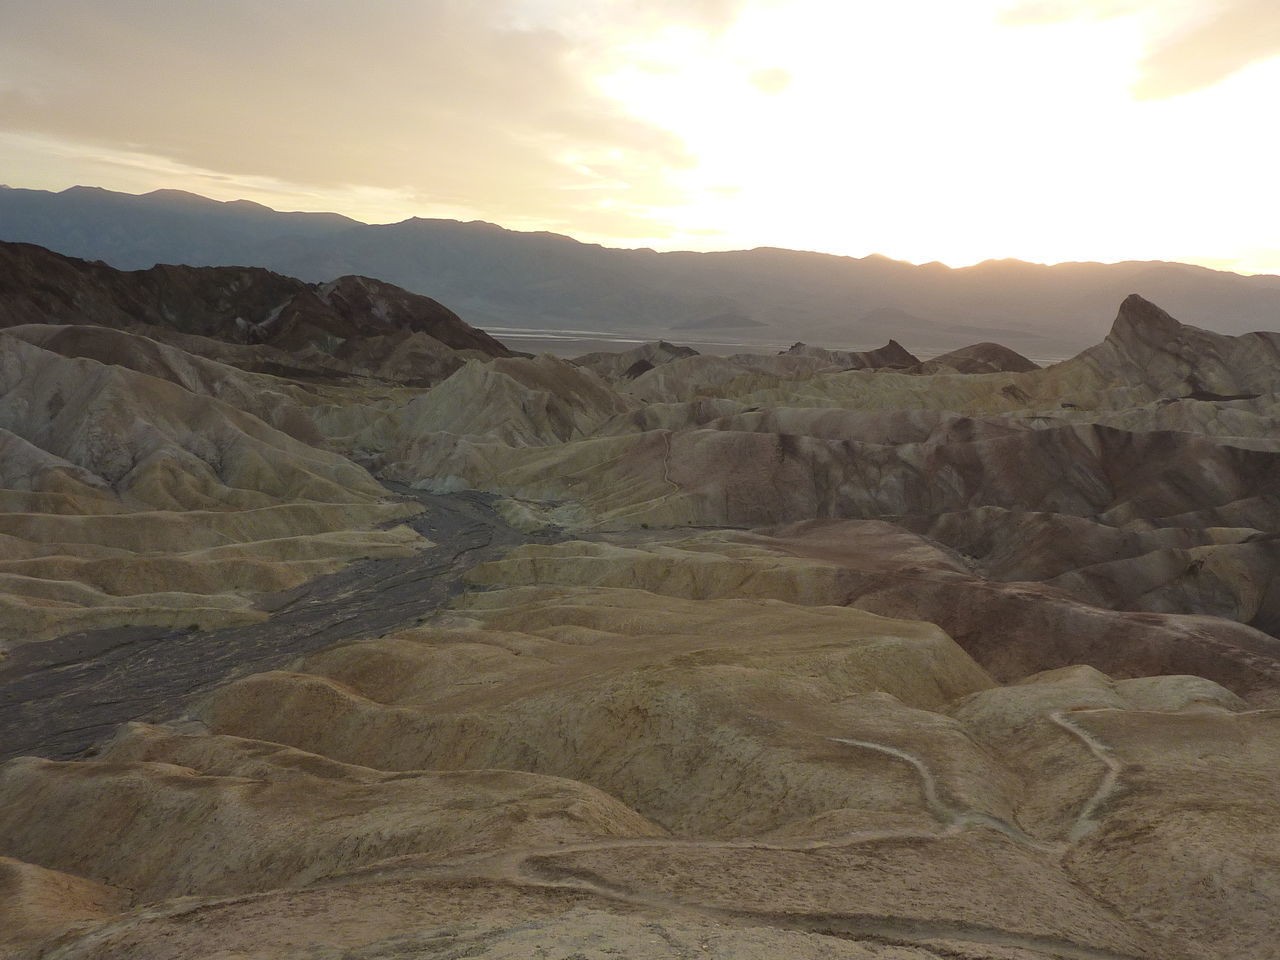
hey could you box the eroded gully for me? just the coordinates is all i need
[0,485,562,762]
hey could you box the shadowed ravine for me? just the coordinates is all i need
[0,485,561,763]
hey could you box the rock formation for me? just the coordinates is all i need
[0,241,513,373]
[572,339,700,379]
[913,341,1040,374]
[0,328,424,644]
[1,255,1278,960]
[781,339,921,370]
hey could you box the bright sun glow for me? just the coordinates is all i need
[2,0,1277,273]
[581,0,1280,272]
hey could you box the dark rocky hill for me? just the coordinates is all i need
[0,241,513,359]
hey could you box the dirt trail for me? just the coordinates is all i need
[829,736,1051,852]
[1048,709,1126,843]
[0,485,560,762]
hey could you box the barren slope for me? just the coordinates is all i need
[2,288,1278,959]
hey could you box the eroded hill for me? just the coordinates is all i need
[1,251,1278,960]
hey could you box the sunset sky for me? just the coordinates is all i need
[2,0,1277,273]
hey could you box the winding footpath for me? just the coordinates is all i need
[1048,709,1127,844]
[829,736,1053,852]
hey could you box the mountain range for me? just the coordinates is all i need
[3,184,1280,357]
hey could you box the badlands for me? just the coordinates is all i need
[1,240,1279,959]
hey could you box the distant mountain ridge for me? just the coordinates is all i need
[2,184,1279,354]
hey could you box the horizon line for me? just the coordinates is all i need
[5,182,1280,281]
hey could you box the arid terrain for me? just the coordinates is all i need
[1,241,1278,960]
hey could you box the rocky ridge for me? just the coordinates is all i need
[0,248,1278,960]
[0,242,514,373]
[6,185,1280,354]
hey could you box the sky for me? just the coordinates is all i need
[1,0,1278,274]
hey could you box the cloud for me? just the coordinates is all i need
[1132,0,1280,99]
[749,67,792,94]
[999,0,1280,98]
[0,0,717,234]
[998,1,1145,26]
[550,0,746,34]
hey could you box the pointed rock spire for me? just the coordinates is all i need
[1108,293,1184,345]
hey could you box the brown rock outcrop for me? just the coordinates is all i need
[915,341,1040,374]
[0,240,513,374]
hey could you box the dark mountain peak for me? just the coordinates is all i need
[224,199,274,212]
[1067,294,1280,399]
[781,339,920,370]
[142,189,221,206]
[397,216,502,232]
[1109,293,1184,343]
[869,339,920,367]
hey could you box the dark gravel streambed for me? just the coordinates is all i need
[0,486,560,762]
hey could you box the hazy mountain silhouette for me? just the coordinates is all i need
[3,185,1278,355]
